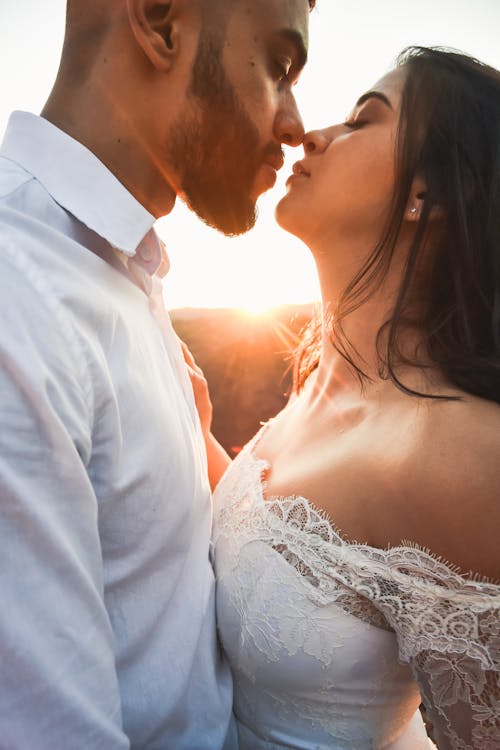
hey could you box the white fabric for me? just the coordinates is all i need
[0,111,235,750]
[213,425,500,750]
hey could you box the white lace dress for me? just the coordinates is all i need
[212,426,500,750]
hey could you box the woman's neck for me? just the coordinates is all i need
[309,234,431,401]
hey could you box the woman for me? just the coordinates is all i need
[186,47,500,749]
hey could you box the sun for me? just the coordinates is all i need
[237,299,276,317]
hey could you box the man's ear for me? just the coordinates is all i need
[405,174,445,222]
[126,0,184,72]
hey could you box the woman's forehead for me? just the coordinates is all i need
[367,68,406,108]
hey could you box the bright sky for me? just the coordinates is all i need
[1,1,500,310]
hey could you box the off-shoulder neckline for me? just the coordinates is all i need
[243,421,500,590]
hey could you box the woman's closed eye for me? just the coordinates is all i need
[344,97,390,129]
[343,106,371,129]
[343,117,368,129]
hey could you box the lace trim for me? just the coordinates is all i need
[216,441,500,650]
[250,420,500,587]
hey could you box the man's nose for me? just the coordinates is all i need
[274,93,305,147]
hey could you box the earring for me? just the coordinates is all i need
[410,207,417,214]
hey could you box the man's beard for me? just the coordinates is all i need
[166,33,263,236]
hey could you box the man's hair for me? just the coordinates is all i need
[294,46,500,405]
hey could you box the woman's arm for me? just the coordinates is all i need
[180,340,232,490]
[203,432,233,492]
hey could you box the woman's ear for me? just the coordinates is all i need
[405,174,445,222]
[126,0,183,72]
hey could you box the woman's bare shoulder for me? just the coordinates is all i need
[396,392,500,580]
[415,391,500,469]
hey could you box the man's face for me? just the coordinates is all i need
[168,0,309,236]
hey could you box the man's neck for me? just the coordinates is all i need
[42,85,177,219]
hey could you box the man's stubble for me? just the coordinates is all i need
[166,30,262,236]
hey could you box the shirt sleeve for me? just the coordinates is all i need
[0,246,130,749]
[371,552,500,750]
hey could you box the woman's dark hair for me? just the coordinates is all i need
[294,46,500,404]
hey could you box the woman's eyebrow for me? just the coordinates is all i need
[355,91,393,109]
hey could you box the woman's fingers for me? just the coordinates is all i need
[180,338,195,367]
[177,336,213,433]
[179,338,205,376]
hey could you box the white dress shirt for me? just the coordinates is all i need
[0,111,235,750]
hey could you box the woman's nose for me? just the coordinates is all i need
[302,129,331,154]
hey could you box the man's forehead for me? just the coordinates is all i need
[250,0,310,30]
[232,0,309,52]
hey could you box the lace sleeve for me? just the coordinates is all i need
[261,503,500,749]
[368,551,500,750]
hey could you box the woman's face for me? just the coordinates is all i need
[276,67,406,248]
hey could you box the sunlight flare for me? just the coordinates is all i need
[237,300,276,317]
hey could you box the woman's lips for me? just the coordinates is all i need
[286,160,310,188]
[293,160,311,177]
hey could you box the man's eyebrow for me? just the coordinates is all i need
[275,29,308,70]
[355,91,393,109]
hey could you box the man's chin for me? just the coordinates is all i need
[183,192,258,236]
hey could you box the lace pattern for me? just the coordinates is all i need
[213,428,500,750]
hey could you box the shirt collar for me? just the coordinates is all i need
[0,111,157,259]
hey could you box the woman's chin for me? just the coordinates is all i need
[274,195,303,238]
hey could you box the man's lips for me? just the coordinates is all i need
[263,153,285,172]
[252,160,281,198]
[251,150,285,199]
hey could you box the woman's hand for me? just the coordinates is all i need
[180,339,213,436]
[179,338,232,490]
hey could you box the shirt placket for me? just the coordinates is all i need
[127,231,198,426]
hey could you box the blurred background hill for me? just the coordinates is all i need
[172,304,314,455]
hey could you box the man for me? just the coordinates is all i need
[0,0,313,747]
